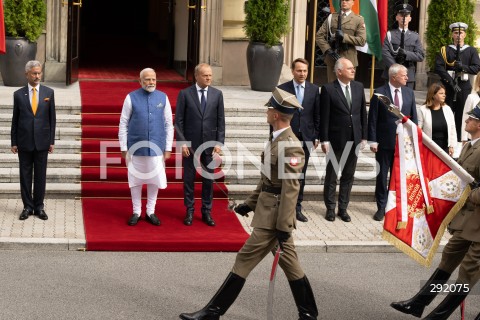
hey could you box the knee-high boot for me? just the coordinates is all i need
[422,288,468,320]
[179,272,246,320]
[289,275,319,320]
[390,268,451,318]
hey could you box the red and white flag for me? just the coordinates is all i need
[382,116,474,267]
[0,0,5,54]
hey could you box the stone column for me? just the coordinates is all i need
[415,0,429,90]
[44,0,68,82]
[199,0,223,84]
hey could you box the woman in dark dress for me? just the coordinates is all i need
[417,83,457,156]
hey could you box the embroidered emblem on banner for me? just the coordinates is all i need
[290,157,299,166]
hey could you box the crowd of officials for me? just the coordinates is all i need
[9,0,480,319]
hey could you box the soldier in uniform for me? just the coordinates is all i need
[315,0,366,83]
[435,22,480,142]
[179,88,318,320]
[381,3,425,89]
[391,104,480,319]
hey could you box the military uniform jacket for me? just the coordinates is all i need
[316,12,366,67]
[381,29,425,81]
[435,45,480,90]
[244,127,305,233]
[449,139,480,242]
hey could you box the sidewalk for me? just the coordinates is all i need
[0,82,448,252]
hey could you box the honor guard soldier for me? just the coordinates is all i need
[381,2,425,89]
[435,22,480,142]
[179,88,318,320]
[316,0,366,83]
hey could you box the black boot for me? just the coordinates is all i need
[289,276,318,320]
[422,288,468,320]
[390,268,451,318]
[179,272,245,320]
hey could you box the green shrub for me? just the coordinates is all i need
[243,0,290,47]
[3,0,47,42]
[425,0,477,70]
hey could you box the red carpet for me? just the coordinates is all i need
[80,81,249,251]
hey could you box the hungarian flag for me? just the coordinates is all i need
[0,0,6,54]
[329,0,386,60]
[382,115,474,267]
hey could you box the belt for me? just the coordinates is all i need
[261,185,282,194]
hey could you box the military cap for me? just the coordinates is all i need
[449,22,468,31]
[265,87,303,114]
[395,2,413,14]
[466,104,480,120]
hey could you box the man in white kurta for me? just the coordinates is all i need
[118,68,174,226]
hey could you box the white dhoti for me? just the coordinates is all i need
[127,155,167,215]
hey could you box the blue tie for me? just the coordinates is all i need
[296,85,304,105]
[200,89,206,113]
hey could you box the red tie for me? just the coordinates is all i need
[394,89,400,109]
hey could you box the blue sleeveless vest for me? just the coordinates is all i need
[127,88,167,156]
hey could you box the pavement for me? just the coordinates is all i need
[0,81,450,253]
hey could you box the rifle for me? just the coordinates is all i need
[334,11,343,55]
[453,24,462,102]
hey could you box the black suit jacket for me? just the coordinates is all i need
[368,83,418,151]
[11,85,56,152]
[277,80,320,143]
[319,80,367,151]
[175,84,225,151]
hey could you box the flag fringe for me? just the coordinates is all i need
[382,184,471,267]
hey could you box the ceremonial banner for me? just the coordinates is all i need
[382,116,474,267]
[0,0,5,54]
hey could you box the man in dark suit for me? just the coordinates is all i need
[11,60,56,221]
[278,58,321,223]
[175,63,225,227]
[368,64,418,221]
[320,57,367,222]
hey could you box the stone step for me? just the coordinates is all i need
[0,153,81,168]
[0,139,81,154]
[0,182,81,199]
[226,184,376,201]
[0,114,82,126]
[0,168,80,183]
[0,127,81,141]
[0,104,81,115]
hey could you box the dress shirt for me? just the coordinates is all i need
[195,83,208,103]
[272,127,290,142]
[28,83,40,106]
[388,82,403,109]
[293,80,305,105]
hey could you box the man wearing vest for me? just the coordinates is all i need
[118,68,174,226]
[315,0,366,83]
[435,22,480,143]
[381,3,425,89]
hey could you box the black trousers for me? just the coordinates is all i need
[182,151,214,212]
[296,142,310,210]
[323,143,359,210]
[18,149,48,211]
[444,79,471,141]
[374,148,394,211]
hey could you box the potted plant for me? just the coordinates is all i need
[0,0,47,86]
[244,0,290,92]
[425,0,477,86]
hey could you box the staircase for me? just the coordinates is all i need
[0,83,82,199]
[221,86,377,201]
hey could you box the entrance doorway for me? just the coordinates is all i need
[78,0,183,81]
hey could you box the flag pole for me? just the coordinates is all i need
[370,56,375,98]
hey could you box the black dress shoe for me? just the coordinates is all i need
[202,212,216,227]
[35,210,48,221]
[146,213,161,226]
[325,209,335,221]
[373,209,385,221]
[128,214,140,226]
[337,209,351,222]
[19,209,33,220]
[184,209,194,226]
[296,208,308,222]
